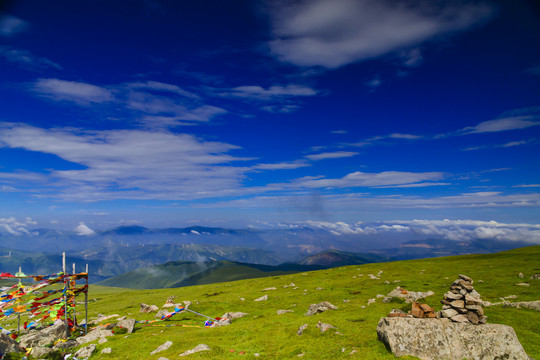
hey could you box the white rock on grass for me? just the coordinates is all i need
[516,283,530,287]
[262,287,277,291]
[254,295,268,302]
[101,347,112,354]
[74,344,96,359]
[179,344,211,356]
[277,310,294,315]
[150,341,173,355]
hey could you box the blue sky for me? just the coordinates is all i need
[1,0,540,236]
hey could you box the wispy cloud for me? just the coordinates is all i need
[29,78,227,126]
[266,0,494,68]
[32,78,114,104]
[0,124,252,201]
[222,84,318,99]
[462,116,540,134]
[0,46,63,70]
[305,151,358,161]
[0,15,29,37]
[289,170,444,188]
[252,161,310,171]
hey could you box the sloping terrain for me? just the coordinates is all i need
[35,245,540,359]
[96,260,325,289]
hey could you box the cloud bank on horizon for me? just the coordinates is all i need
[0,0,539,232]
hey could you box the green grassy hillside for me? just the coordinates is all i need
[96,260,325,289]
[6,246,540,359]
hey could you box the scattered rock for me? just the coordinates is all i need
[102,347,112,354]
[157,358,169,360]
[502,300,540,311]
[304,301,338,316]
[385,286,435,303]
[377,317,529,360]
[262,287,277,291]
[156,309,171,319]
[179,344,212,356]
[163,296,176,307]
[530,273,540,280]
[297,324,308,335]
[222,312,249,320]
[116,317,136,333]
[349,350,357,355]
[75,344,96,359]
[19,322,67,348]
[76,329,114,345]
[254,295,268,301]
[277,310,294,315]
[0,333,23,354]
[316,321,336,333]
[151,340,173,355]
[98,338,108,344]
[140,303,159,313]
[53,339,78,350]
[91,314,119,324]
[30,346,54,358]
[368,274,379,280]
[518,272,524,278]
[367,298,376,305]
[516,283,530,287]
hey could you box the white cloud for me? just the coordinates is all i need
[221,84,318,99]
[293,170,444,188]
[463,116,540,134]
[252,161,310,170]
[32,78,114,104]
[0,15,29,36]
[74,222,95,236]
[271,219,540,243]
[0,217,37,235]
[30,78,227,126]
[0,46,62,70]
[305,151,359,161]
[0,124,252,201]
[400,48,423,67]
[267,0,494,68]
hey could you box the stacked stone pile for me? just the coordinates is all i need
[439,274,486,324]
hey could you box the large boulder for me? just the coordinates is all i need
[377,317,529,360]
[0,333,24,354]
[19,322,67,348]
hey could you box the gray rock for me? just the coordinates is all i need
[316,321,336,333]
[53,338,78,350]
[531,273,540,280]
[75,344,96,359]
[30,346,54,358]
[156,309,171,319]
[503,300,540,311]
[296,324,308,335]
[140,303,159,313]
[150,340,172,355]
[440,308,458,318]
[222,312,249,320]
[450,314,469,323]
[179,343,211,356]
[377,317,529,360]
[157,358,170,360]
[458,274,472,282]
[117,317,136,333]
[0,333,24,354]
[444,291,463,300]
[102,347,112,354]
[19,322,67,348]
[277,310,294,315]
[304,301,338,316]
[254,295,268,301]
[76,329,114,345]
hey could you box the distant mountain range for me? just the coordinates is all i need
[96,260,326,289]
[0,224,532,288]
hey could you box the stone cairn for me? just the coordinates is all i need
[439,274,486,324]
